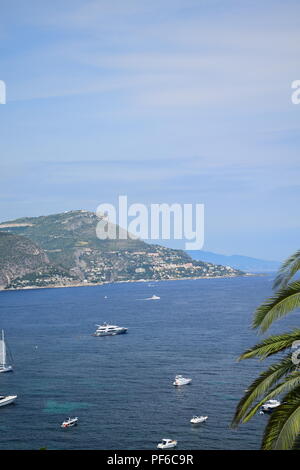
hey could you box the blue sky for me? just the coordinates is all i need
[0,0,300,260]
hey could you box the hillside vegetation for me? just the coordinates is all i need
[0,210,244,289]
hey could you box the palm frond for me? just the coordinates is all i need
[242,371,300,423]
[291,431,300,449]
[262,386,300,449]
[233,249,300,449]
[239,329,300,360]
[274,250,300,289]
[253,281,300,333]
[231,354,295,428]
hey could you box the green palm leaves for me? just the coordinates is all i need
[232,249,300,449]
[253,281,300,333]
[261,387,300,450]
[239,330,300,361]
[273,250,300,289]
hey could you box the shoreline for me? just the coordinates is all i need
[0,272,265,293]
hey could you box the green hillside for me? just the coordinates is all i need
[0,210,244,289]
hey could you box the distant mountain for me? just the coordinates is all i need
[0,210,244,289]
[186,250,281,273]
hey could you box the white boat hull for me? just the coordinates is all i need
[157,441,177,449]
[261,400,281,413]
[173,379,192,386]
[190,416,208,424]
[93,328,128,337]
[61,418,78,428]
[0,395,17,407]
[261,406,280,413]
[0,366,13,373]
[157,444,177,449]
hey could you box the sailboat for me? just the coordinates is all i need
[0,330,13,373]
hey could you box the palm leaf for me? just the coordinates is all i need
[231,354,295,428]
[253,281,300,333]
[262,386,300,449]
[242,371,300,423]
[232,249,300,449]
[291,432,300,449]
[274,250,300,289]
[239,329,300,360]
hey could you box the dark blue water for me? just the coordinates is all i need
[0,275,296,450]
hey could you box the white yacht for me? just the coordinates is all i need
[0,330,13,373]
[173,375,192,386]
[157,438,177,449]
[0,395,17,407]
[190,415,208,424]
[93,323,128,337]
[61,417,78,428]
[148,295,160,300]
[260,399,281,414]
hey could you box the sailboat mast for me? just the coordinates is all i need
[2,330,6,367]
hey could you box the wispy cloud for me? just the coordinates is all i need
[3,0,300,112]
[1,0,300,259]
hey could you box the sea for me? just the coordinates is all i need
[0,274,296,450]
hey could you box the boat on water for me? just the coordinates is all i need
[0,395,17,407]
[147,295,160,300]
[0,330,13,373]
[157,438,177,449]
[190,415,208,424]
[93,323,128,337]
[61,417,78,428]
[260,399,281,414]
[173,375,192,386]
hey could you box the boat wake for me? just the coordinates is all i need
[139,295,161,301]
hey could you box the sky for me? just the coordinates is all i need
[0,0,300,260]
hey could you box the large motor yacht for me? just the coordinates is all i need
[93,323,128,337]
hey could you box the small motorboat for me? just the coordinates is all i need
[157,438,177,449]
[61,417,78,428]
[0,395,17,407]
[260,399,281,414]
[173,375,192,386]
[190,415,208,424]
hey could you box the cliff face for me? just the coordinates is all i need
[0,210,244,289]
[0,232,50,288]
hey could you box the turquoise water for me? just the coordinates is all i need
[0,275,295,449]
